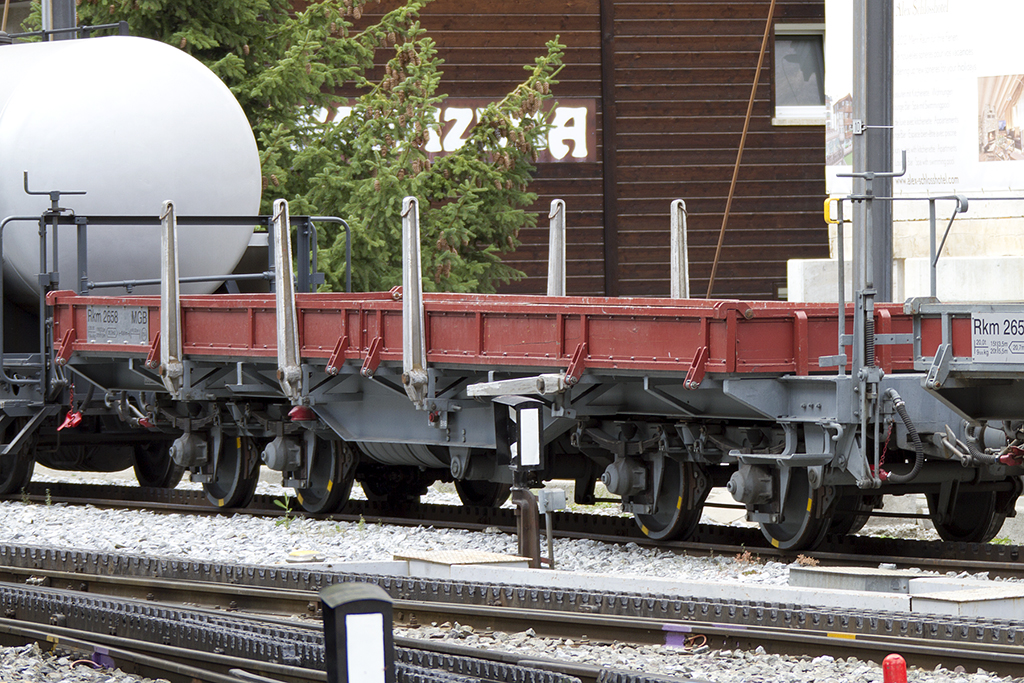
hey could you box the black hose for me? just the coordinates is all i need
[882,388,923,484]
[965,424,1000,464]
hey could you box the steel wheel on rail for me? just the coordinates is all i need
[926,490,1005,543]
[634,460,710,541]
[759,468,830,550]
[0,451,33,495]
[132,440,185,489]
[295,439,356,514]
[0,418,35,495]
[204,435,259,509]
[454,480,512,508]
[828,492,875,537]
[357,464,433,508]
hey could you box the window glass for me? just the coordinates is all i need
[775,35,825,107]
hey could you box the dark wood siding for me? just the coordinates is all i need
[356,0,826,299]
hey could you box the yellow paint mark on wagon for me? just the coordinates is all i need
[827,632,856,640]
[641,524,650,536]
[217,498,226,507]
[770,538,780,548]
[807,497,813,512]
[676,496,683,510]
[327,480,333,492]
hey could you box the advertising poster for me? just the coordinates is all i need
[826,0,1024,200]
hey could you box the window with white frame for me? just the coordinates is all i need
[773,23,826,125]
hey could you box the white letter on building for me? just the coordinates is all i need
[548,107,588,160]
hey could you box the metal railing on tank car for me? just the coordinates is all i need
[0,174,351,398]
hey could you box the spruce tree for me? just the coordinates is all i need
[58,0,562,293]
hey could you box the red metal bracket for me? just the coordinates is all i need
[564,343,587,386]
[361,336,384,377]
[793,310,809,376]
[145,331,161,370]
[326,335,349,376]
[877,308,893,373]
[684,346,709,390]
[54,328,76,367]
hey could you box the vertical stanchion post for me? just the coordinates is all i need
[273,199,302,402]
[401,197,428,408]
[77,217,88,295]
[546,199,566,297]
[321,583,395,683]
[159,201,183,399]
[670,199,690,298]
[928,198,937,298]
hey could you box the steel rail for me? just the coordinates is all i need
[4,482,1024,578]
[0,618,323,683]
[3,562,1024,678]
[0,580,621,683]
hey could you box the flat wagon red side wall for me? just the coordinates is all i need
[49,292,923,378]
[342,0,827,299]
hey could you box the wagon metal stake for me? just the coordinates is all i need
[546,199,566,297]
[401,197,428,409]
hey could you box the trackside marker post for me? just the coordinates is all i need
[882,653,907,683]
[321,583,395,683]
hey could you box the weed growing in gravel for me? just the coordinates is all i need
[795,554,819,566]
[274,494,295,529]
[358,515,367,535]
[734,549,756,563]
[45,489,51,506]
[20,488,28,505]
[991,536,1012,545]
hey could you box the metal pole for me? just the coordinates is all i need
[401,197,428,408]
[928,199,937,298]
[852,0,894,302]
[670,199,690,298]
[836,200,845,376]
[43,0,76,40]
[546,199,565,297]
[545,511,555,570]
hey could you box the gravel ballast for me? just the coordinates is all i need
[0,473,1018,683]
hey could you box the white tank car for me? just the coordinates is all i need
[0,35,261,303]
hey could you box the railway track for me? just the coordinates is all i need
[4,481,1024,579]
[1,544,1024,678]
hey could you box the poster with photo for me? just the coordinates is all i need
[825,0,1024,198]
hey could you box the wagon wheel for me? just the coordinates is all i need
[295,439,356,514]
[132,440,185,489]
[358,465,432,508]
[454,480,512,508]
[634,460,710,542]
[0,418,35,495]
[759,468,831,550]
[204,435,259,508]
[828,492,875,537]
[926,490,1005,543]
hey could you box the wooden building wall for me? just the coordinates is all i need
[361,0,827,299]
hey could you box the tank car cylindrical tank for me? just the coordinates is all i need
[0,35,261,302]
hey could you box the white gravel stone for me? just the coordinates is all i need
[0,474,1014,683]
